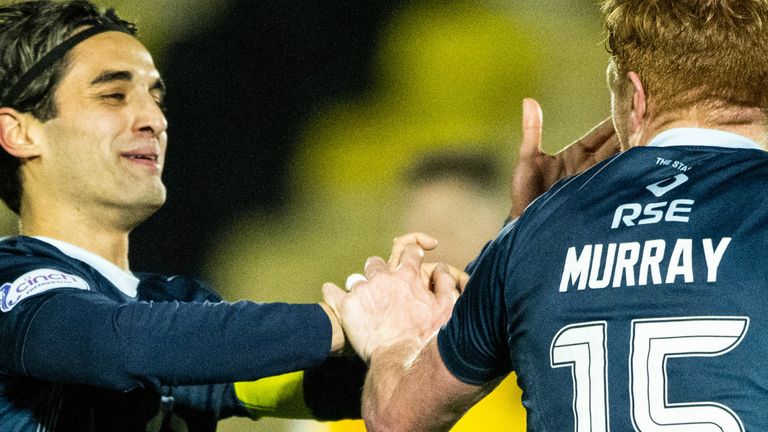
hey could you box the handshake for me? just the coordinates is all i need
[322,232,469,363]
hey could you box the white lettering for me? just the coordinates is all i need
[638,202,666,225]
[612,204,642,229]
[559,238,726,293]
[665,239,693,283]
[588,244,616,289]
[613,242,641,287]
[703,237,731,282]
[560,245,592,292]
[665,199,695,223]
[638,240,666,286]
[611,199,695,229]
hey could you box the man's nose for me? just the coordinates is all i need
[133,94,167,137]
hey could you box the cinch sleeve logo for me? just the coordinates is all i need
[0,269,90,312]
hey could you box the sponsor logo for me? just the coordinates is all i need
[0,269,90,312]
[611,199,695,229]
[612,175,694,229]
[646,173,689,197]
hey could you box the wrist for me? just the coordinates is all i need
[319,303,346,354]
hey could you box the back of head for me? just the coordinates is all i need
[602,0,768,118]
[0,0,135,214]
[404,150,501,192]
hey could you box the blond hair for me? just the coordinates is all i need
[603,0,768,117]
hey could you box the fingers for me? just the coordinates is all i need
[556,117,620,178]
[432,264,461,310]
[396,243,426,274]
[597,132,622,157]
[573,117,615,151]
[439,264,470,294]
[322,282,347,316]
[511,98,548,219]
[458,272,470,292]
[364,256,389,280]
[389,233,438,269]
[520,98,544,159]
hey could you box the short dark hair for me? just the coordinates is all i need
[0,0,136,214]
[404,150,501,191]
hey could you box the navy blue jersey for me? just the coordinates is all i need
[0,236,338,431]
[438,128,768,431]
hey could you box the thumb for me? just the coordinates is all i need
[322,282,346,316]
[520,98,543,159]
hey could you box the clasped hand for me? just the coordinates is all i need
[322,233,466,363]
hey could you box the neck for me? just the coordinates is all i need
[19,200,132,271]
[631,107,768,149]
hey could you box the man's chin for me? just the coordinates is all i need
[120,191,166,230]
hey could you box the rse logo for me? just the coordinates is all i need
[611,199,694,229]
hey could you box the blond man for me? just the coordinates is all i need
[326,0,768,430]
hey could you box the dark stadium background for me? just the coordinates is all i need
[130,0,406,276]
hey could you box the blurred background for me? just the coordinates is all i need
[0,0,611,430]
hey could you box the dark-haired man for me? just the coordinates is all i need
[0,1,378,430]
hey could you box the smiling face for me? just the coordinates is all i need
[28,31,168,228]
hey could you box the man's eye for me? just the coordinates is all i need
[101,93,126,101]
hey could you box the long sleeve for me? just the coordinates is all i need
[0,289,331,391]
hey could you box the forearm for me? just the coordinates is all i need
[10,292,331,390]
[363,338,485,432]
[362,337,428,432]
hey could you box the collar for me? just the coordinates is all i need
[33,236,139,298]
[646,128,764,150]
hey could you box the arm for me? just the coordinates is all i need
[0,289,334,391]
[360,260,506,431]
[363,337,497,432]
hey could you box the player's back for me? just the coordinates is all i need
[506,129,768,431]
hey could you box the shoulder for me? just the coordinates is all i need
[0,237,98,313]
[137,273,222,302]
[0,236,94,278]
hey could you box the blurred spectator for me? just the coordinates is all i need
[401,150,508,267]
[326,150,526,432]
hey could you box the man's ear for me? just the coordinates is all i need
[0,107,42,159]
[627,71,646,134]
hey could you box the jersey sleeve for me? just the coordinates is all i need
[437,223,515,385]
[0,259,332,392]
[232,354,366,421]
[165,381,248,425]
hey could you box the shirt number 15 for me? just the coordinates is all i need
[550,317,749,432]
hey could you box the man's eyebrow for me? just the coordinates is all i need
[89,70,133,86]
[89,70,166,97]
